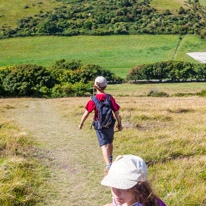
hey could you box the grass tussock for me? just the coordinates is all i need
[57,95,206,205]
[0,102,43,206]
[167,108,195,113]
[147,90,169,97]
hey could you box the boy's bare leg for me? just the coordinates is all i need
[101,144,110,165]
[108,143,113,157]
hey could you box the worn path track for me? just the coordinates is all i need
[14,99,108,206]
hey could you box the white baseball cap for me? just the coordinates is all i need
[95,76,107,88]
[101,155,148,190]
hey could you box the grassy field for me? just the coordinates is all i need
[200,0,206,6]
[0,82,206,205]
[107,82,206,96]
[0,0,62,28]
[175,35,206,62]
[150,0,186,12]
[56,89,206,205]
[0,100,44,205]
[0,35,205,78]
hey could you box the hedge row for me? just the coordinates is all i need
[0,60,122,97]
[126,60,206,81]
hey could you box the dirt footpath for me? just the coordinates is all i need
[14,98,109,206]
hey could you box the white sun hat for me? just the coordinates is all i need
[95,76,107,88]
[101,155,148,190]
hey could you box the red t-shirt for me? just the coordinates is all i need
[85,94,120,121]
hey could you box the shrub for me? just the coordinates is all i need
[0,62,122,97]
[197,90,206,97]
[72,82,92,96]
[127,61,206,82]
[51,83,74,98]
[3,64,56,96]
[51,84,65,98]
[51,59,82,70]
[69,64,122,84]
[0,66,12,95]
[51,82,91,97]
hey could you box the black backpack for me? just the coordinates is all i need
[91,94,115,130]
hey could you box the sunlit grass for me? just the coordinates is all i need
[200,0,206,6]
[150,0,186,13]
[0,100,44,205]
[56,94,206,205]
[175,34,206,62]
[107,82,206,96]
[0,35,204,78]
[0,0,62,28]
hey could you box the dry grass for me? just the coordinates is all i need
[0,99,44,206]
[0,95,205,205]
[56,95,206,205]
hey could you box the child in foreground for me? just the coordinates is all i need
[101,155,166,206]
[79,76,123,171]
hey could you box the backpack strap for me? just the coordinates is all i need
[91,96,99,107]
[91,96,101,129]
[91,96,102,117]
[105,94,111,103]
[92,94,111,107]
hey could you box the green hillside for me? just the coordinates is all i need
[200,0,206,6]
[150,0,186,12]
[0,35,205,78]
[0,0,205,39]
[0,0,62,28]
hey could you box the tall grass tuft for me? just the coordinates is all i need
[0,113,43,205]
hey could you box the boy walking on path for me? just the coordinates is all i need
[79,76,123,171]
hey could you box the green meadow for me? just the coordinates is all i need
[0,0,62,28]
[0,35,205,78]
[107,82,206,96]
[150,0,185,12]
[200,0,206,6]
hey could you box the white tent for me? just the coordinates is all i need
[187,52,206,63]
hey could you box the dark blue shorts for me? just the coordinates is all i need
[95,127,114,147]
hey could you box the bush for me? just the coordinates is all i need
[51,84,74,98]
[0,61,122,97]
[51,82,92,97]
[69,64,122,84]
[72,82,92,96]
[127,61,206,82]
[197,90,206,97]
[51,59,82,70]
[3,64,56,96]
[0,66,12,95]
